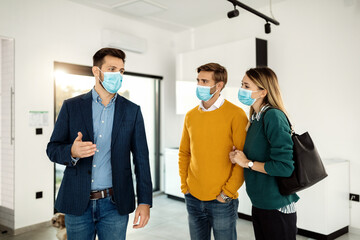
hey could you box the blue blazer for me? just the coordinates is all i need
[46,90,153,215]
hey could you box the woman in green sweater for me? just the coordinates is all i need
[229,67,299,240]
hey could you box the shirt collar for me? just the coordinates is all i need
[250,104,270,122]
[199,94,224,111]
[92,88,117,105]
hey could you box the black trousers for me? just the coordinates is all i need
[252,206,297,240]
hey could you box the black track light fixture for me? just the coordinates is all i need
[226,0,280,34]
[227,4,239,18]
[265,22,271,34]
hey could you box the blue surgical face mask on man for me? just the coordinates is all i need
[98,68,123,94]
[196,84,218,102]
[238,88,260,106]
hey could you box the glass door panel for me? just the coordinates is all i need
[54,69,158,199]
[121,75,156,190]
[54,72,94,198]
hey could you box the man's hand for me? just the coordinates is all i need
[229,146,237,164]
[216,194,226,203]
[133,204,150,229]
[70,132,97,158]
[216,191,229,203]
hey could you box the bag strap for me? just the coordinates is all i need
[261,106,294,136]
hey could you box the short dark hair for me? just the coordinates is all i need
[93,48,126,68]
[197,63,227,89]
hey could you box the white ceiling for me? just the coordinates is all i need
[69,0,285,32]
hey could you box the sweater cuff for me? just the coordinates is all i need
[222,187,238,199]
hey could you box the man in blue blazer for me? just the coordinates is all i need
[46,48,152,240]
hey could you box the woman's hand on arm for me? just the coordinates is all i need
[230,150,249,167]
[230,150,268,174]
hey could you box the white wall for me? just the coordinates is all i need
[0,0,175,230]
[174,0,360,229]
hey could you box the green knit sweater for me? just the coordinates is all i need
[243,108,299,210]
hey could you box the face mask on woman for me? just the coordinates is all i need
[238,88,260,106]
[98,68,123,94]
[196,84,218,102]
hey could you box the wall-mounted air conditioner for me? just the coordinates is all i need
[101,29,147,54]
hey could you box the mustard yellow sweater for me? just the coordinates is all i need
[179,100,248,201]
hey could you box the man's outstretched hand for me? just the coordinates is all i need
[71,132,97,158]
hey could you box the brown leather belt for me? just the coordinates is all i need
[90,188,113,200]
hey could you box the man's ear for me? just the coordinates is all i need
[92,66,100,78]
[217,81,224,91]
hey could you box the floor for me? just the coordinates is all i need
[0,193,358,240]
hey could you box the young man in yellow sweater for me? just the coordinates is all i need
[179,63,248,240]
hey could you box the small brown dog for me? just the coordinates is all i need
[51,213,67,240]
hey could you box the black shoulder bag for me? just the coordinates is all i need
[262,107,328,195]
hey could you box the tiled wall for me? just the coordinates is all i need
[0,38,15,229]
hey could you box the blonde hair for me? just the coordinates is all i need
[246,67,288,119]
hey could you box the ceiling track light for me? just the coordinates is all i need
[226,0,280,34]
[227,4,239,18]
[265,22,271,34]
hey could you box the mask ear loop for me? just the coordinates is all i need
[97,67,103,80]
[97,67,106,89]
[204,84,219,102]
[252,90,264,115]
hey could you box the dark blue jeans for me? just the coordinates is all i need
[65,196,129,240]
[185,193,239,240]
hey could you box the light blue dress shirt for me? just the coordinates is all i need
[70,88,148,205]
[91,88,117,191]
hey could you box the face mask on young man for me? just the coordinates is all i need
[196,84,218,102]
[98,67,123,94]
[237,88,261,106]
